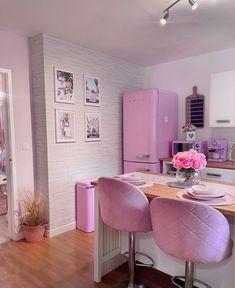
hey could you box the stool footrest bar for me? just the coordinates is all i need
[172,276,212,288]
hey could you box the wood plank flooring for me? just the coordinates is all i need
[0,230,174,288]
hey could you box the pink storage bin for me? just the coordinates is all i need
[76,178,95,232]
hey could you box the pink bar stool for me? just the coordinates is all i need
[150,197,233,288]
[98,177,152,288]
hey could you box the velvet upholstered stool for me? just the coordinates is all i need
[150,197,233,288]
[98,177,152,288]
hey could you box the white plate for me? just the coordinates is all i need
[120,175,142,182]
[188,187,225,199]
[138,182,154,189]
[177,191,235,206]
[126,180,146,186]
[186,190,224,201]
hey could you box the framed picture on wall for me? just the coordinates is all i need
[54,68,75,104]
[84,75,100,106]
[85,112,101,141]
[55,109,76,143]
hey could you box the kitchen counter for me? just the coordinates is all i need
[160,157,235,170]
[142,182,235,217]
[159,157,235,170]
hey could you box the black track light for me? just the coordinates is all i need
[160,0,199,25]
[160,10,169,25]
[188,0,198,10]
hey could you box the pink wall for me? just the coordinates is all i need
[143,48,235,142]
[0,31,34,195]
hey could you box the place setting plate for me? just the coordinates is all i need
[177,187,235,206]
[186,187,225,200]
[118,174,153,188]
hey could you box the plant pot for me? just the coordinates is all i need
[185,131,196,141]
[22,225,46,243]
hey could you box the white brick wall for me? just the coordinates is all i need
[30,34,144,236]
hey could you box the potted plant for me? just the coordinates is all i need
[18,193,48,243]
[182,123,197,141]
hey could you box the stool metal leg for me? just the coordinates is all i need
[113,232,150,288]
[128,232,135,288]
[185,261,194,288]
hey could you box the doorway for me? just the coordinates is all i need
[0,69,16,243]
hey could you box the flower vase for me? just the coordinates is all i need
[176,169,201,187]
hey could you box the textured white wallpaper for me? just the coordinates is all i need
[30,34,144,236]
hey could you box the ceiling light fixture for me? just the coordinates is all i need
[188,0,198,10]
[160,0,198,25]
[160,10,169,25]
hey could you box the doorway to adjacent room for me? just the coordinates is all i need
[0,69,16,244]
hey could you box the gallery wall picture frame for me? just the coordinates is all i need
[85,112,101,142]
[55,109,76,143]
[84,75,100,106]
[54,68,75,104]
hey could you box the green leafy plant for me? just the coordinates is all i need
[19,194,48,227]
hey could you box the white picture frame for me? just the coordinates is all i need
[85,112,101,141]
[54,68,75,104]
[55,109,76,143]
[84,75,100,106]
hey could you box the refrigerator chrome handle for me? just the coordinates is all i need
[137,169,150,172]
[136,154,150,159]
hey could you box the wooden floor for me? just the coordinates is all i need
[0,230,175,288]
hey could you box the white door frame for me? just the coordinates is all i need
[0,68,18,240]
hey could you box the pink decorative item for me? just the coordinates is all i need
[76,179,95,233]
[182,123,197,132]
[172,149,207,171]
[183,123,197,141]
[172,149,207,186]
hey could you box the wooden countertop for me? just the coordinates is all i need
[141,183,235,217]
[160,157,235,170]
[92,176,235,217]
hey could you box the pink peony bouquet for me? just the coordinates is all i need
[182,123,197,132]
[172,149,207,171]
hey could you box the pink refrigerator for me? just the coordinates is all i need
[123,88,178,173]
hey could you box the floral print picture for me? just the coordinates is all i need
[54,69,75,103]
[55,109,76,143]
[85,112,101,141]
[84,75,100,106]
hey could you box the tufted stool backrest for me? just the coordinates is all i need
[150,197,233,264]
[98,177,152,233]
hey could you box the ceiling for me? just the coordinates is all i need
[0,0,234,66]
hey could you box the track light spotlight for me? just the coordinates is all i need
[160,10,169,25]
[188,0,198,10]
[160,0,199,25]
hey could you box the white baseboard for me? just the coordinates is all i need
[46,221,76,238]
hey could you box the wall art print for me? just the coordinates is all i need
[55,109,76,143]
[84,75,100,106]
[85,112,101,141]
[54,68,75,104]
